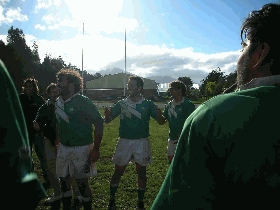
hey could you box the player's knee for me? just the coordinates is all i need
[136,169,146,179]
[81,189,92,198]
[138,175,147,181]
[60,177,71,192]
[114,169,124,177]
[114,165,126,176]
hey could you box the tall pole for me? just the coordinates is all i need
[82,23,84,95]
[124,29,126,96]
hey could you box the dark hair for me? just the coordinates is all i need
[129,76,144,91]
[56,68,83,92]
[169,80,187,97]
[241,3,280,74]
[46,83,57,94]
[22,78,39,95]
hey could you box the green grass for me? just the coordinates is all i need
[34,110,170,210]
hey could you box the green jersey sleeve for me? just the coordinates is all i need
[149,100,158,120]
[85,97,104,123]
[110,101,122,119]
[0,60,46,207]
[151,104,216,209]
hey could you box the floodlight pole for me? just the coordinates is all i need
[82,23,84,95]
[124,29,126,96]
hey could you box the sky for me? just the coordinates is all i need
[0,0,278,87]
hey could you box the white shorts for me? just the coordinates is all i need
[112,138,152,166]
[56,143,96,179]
[167,139,178,156]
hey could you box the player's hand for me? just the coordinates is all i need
[104,107,112,123]
[104,106,111,117]
[33,121,40,131]
[156,106,162,116]
[156,106,166,125]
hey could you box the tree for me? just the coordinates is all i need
[31,40,40,64]
[1,26,98,94]
[93,72,103,79]
[189,87,201,101]
[38,54,67,92]
[7,26,26,45]
[205,81,218,98]
[5,26,35,92]
[224,71,237,89]
[178,76,193,97]
[200,67,226,98]
[0,39,6,60]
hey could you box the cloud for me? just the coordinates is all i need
[34,0,138,35]
[35,0,61,12]
[48,24,59,30]
[0,4,28,25]
[103,46,240,84]
[7,30,238,85]
[0,29,239,85]
[0,34,6,43]
[0,0,9,4]
[0,0,240,85]
[42,13,57,24]
[34,24,46,30]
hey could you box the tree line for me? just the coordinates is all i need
[162,67,236,101]
[0,26,236,100]
[0,26,98,95]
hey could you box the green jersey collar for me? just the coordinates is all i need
[127,96,145,104]
[171,97,185,106]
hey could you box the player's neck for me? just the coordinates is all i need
[129,94,142,102]
[174,95,183,102]
[49,99,56,104]
[62,90,75,101]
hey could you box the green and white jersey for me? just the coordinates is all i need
[109,97,158,139]
[56,94,104,146]
[151,80,280,209]
[163,97,195,140]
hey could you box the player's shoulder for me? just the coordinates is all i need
[39,100,49,108]
[142,97,153,103]
[141,98,153,105]
[183,97,194,105]
[19,93,29,102]
[73,94,97,108]
[115,98,126,106]
[19,93,26,98]
[142,98,158,110]
[119,98,127,103]
[76,94,91,102]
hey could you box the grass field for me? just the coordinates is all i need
[34,109,170,210]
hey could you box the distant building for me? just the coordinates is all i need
[158,83,169,92]
[84,72,160,101]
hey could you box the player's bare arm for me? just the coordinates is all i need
[91,117,104,163]
[156,106,167,125]
[104,106,113,124]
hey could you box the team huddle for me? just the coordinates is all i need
[2,2,280,210]
[19,68,195,210]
